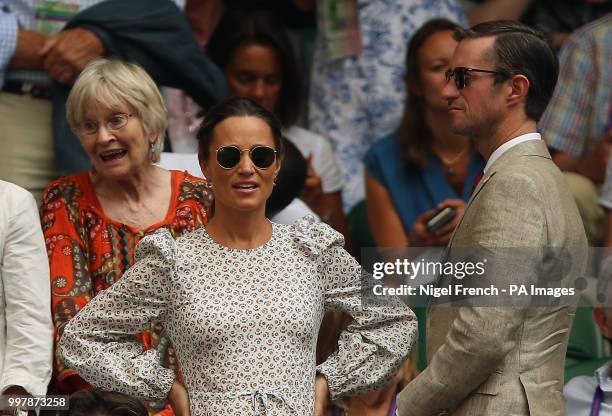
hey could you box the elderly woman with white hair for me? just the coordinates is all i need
[41,58,213,414]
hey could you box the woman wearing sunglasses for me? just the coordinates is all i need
[41,59,212,414]
[204,9,353,251]
[58,97,417,416]
[365,19,486,250]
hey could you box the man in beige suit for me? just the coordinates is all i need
[396,21,588,416]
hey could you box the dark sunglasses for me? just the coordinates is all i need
[445,67,507,89]
[216,145,277,170]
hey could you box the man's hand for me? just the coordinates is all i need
[9,29,49,70]
[410,199,466,247]
[40,28,104,85]
[313,374,329,416]
[168,380,190,416]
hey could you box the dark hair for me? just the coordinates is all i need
[197,97,284,163]
[453,20,559,121]
[398,19,462,168]
[66,389,147,416]
[206,9,302,127]
[265,137,307,217]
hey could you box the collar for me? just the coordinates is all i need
[596,362,612,393]
[484,132,541,173]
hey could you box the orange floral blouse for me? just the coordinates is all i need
[41,170,212,415]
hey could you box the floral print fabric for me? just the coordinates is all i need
[42,170,212,413]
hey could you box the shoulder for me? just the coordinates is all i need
[564,375,598,410]
[0,180,35,208]
[284,125,332,153]
[174,170,213,207]
[291,215,345,256]
[368,134,398,155]
[41,172,91,208]
[135,228,178,264]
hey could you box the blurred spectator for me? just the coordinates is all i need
[365,19,485,248]
[205,9,352,248]
[43,59,212,415]
[308,0,467,213]
[67,389,147,416]
[539,13,611,244]
[0,180,52,413]
[565,256,612,415]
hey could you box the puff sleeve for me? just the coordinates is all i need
[58,229,176,401]
[295,216,418,399]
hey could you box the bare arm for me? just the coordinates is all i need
[365,170,408,248]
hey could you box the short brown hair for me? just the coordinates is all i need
[453,20,558,121]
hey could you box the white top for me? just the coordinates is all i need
[283,126,344,194]
[484,132,541,173]
[271,200,320,224]
[158,152,203,177]
[0,180,53,395]
[565,362,612,415]
[59,217,417,415]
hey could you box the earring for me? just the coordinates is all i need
[273,176,278,186]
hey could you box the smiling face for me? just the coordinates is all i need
[412,30,458,113]
[442,36,507,139]
[78,102,155,180]
[224,43,282,113]
[200,116,281,215]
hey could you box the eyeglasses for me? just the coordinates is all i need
[445,67,507,89]
[216,145,277,170]
[80,113,134,135]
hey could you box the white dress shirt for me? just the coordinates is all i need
[484,132,542,173]
[0,180,52,395]
[565,362,612,415]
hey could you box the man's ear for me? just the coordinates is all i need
[506,74,529,107]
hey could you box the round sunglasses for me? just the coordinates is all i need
[445,67,507,89]
[215,145,277,170]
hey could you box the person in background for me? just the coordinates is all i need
[67,389,148,416]
[538,13,611,245]
[58,97,417,416]
[565,255,612,415]
[205,9,352,250]
[0,0,186,201]
[0,180,53,416]
[365,19,485,249]
[308,0,467,214]
[42,59,212,415]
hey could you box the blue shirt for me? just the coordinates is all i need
[364,134,485,232]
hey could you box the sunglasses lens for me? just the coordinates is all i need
[217,146,241,169]
[455,68,466,89]
[251,146,276,169]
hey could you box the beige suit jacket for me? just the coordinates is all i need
[396,139,588,416]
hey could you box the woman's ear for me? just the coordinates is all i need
[199,159,211,180]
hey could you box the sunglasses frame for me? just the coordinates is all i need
[445,67,507,89]
[215,145,278,170]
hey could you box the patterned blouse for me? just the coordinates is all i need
[59,216,417,415]
[41,170,212,414]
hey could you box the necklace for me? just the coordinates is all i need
[436,146,470,175]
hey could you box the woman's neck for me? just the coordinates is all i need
[205,206,272,249]
[342,382,398,415]
[92,164,162,205]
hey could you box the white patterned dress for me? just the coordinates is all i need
[59,216,417,415]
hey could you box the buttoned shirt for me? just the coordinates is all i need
[0,180,52,395]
